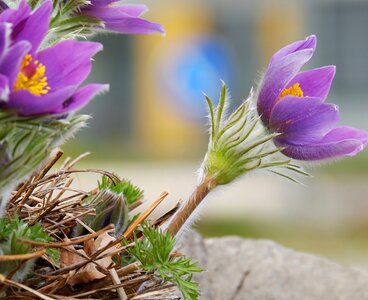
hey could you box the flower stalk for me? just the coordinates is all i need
[166,176,217,236]
[166,82,308,237]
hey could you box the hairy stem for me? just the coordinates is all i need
[166,176,217,236]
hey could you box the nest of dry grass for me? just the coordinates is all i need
[0,149,183,300]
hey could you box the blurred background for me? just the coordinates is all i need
[65,0,368,266]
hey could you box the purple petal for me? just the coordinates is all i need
[277,126,368,160]
[12,0,51,52]
[0,0,31,24]
[0,0,51,52]
[257,49,314,125]
[116,4,148,17]
[286,66,336,101]
[269,96,340,144]
[8,86,76,116]
[0,40,30,87]
[0,74,9,101]
[56,83,109,114]
[322,126,368,146]
[104,16,165,34]
[86,6,165,34]
[86,3,148,16]
[270,35,317,64]
[36,40,103,90]
[0,23,11,59]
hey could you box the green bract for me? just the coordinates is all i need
[201,82,310,185]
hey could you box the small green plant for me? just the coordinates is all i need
[0,217,55,280]
[129,224,203,300]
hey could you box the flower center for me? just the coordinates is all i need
[14,54,50,96]
[278,83,304,101]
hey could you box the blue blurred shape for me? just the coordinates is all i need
[161,35,234,121]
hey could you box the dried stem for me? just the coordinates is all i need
[0,249,46,261]
[123,191,168,239]
[109,268,128,300]
[0,274,55,300]
[166,176,217,236]
[14,149,64,214]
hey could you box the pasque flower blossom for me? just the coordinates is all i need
[257,35,368,160]
[79,0,165,35]
[0,0,108,116]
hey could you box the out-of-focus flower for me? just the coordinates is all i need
[79,0,165,35]
[0,0,108,116]
[256,35,368,160]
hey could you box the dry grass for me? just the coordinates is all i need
[1,149,181,299]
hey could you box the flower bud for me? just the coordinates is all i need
[90,189,128,237]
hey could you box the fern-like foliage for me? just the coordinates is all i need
[128,224,203,300]
[98,176,143,205]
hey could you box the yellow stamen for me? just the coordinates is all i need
[14,54,51,96]
[278,83,304,102]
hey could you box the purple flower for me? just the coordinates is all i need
[0,0,108,116]
[256,35,368,160]
[79,1,165,35]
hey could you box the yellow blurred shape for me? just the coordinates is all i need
[134,3,214,160]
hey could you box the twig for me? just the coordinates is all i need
[0,249,46,261]
[130,286,177,299]
[109,268,127,300]
[15,149,64,214]
[123,191,169,239]
[0,274,55,300]
[19,224,114,248]
[28,179,73,226]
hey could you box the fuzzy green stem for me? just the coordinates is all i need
[166,177,217,236]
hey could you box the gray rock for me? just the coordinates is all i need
[179,231,368,300]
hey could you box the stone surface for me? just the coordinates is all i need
[179,232,368,300]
